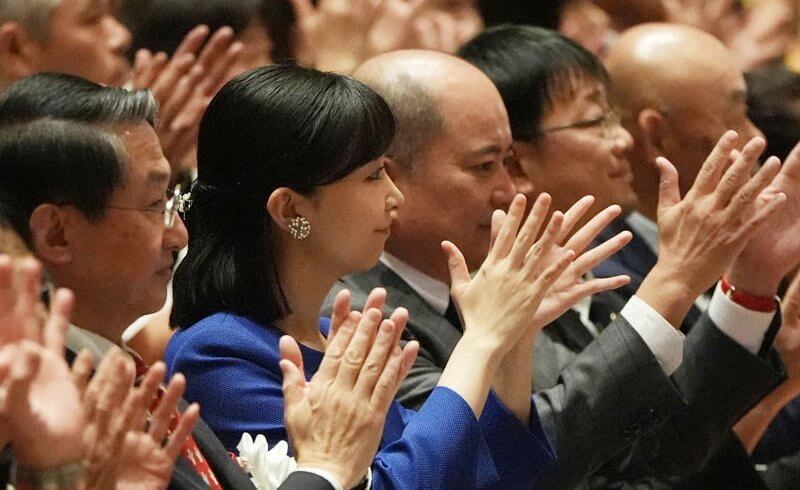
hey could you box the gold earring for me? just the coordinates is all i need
[288,216,311,240]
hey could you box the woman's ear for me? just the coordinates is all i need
[266,187,310,232]
[28,204,72,265]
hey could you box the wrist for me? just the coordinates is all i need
[720,275,778,312]
[13,459,85,490]
[637,265,698,328]
[293,457,354,489]
[726,262,781,298]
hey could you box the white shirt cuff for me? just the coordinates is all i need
[707,282,775,355]
[291,467,345,490]
[621,296,686,375]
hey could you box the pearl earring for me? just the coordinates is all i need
[288,216,311,240]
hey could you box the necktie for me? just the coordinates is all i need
[445,298,464,332]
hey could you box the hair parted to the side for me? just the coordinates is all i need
[171,63,396,329]
[0,72,157,127]
[0,119,127,247]
[0,0,61,41]
[459,25,611,141]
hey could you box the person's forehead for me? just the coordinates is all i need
[115,124,170,187]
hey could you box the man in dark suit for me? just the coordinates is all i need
[325,48,791,488]
[0,74,369,490]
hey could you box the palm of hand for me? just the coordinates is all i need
[3,345,84,467]
[111,433,175,490]
[739,151,800,279]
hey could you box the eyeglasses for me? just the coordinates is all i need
[540,109,622,140]
[106,184,192,228]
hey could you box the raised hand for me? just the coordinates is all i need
[638,131,785,327]
[85,356,198,489]
[0,281,85,469]
[290,0,430,72]
[133,25,243,170]
[727,139,800,297]
[280,290,418,489]
[723,0,796,70]
[524,196,632,328]
[445,193,576,353]
[0,256,45,345]
[660,0,743,40]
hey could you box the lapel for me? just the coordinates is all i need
[341,263,463,366]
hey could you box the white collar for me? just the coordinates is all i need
[380,252,451,315]
[625,211,660,253]
[65,324,119,365]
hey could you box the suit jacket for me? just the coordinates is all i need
[592,218,702,328]
[63,348,331,490]
[326,262,785,488]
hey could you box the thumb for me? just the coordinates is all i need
[655,156,681,211]
[441,241,470,295]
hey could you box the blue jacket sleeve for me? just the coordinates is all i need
[478,391,557,489]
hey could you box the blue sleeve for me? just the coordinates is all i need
[478,392,556,489]
[165,328,291,452]
[372,387,500,490]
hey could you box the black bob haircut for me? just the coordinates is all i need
[0,119,127,248]
[171,64,396,329]
[0,72,157,128]
[459,25,611,141]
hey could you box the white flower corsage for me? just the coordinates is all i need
[236,433,297,490]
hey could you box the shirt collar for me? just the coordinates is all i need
[380,252,451,315]
[65,324,119,365]
[625,211,660,253]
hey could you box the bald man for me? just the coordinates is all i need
[595,23,763,298]
[597,22,800,481]
[324,49,786,488]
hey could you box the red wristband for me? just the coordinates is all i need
[720,276,777,313]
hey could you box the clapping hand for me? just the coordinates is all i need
[281,289,418,489]
[638,131,785,326]
[0,257,84,469]
[727,139,800,297]
[444,193,576,356]
[510,195,633,329]
[290,0,431,72]
[133,25,243,171]
[79,351,199,490]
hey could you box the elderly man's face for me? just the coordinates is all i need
[63,124,187,327]
[657,59,762,197]
[25,0,131,87]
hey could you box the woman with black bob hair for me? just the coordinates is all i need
[166,64,568,488]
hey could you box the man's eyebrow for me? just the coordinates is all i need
[471,144,514,158]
